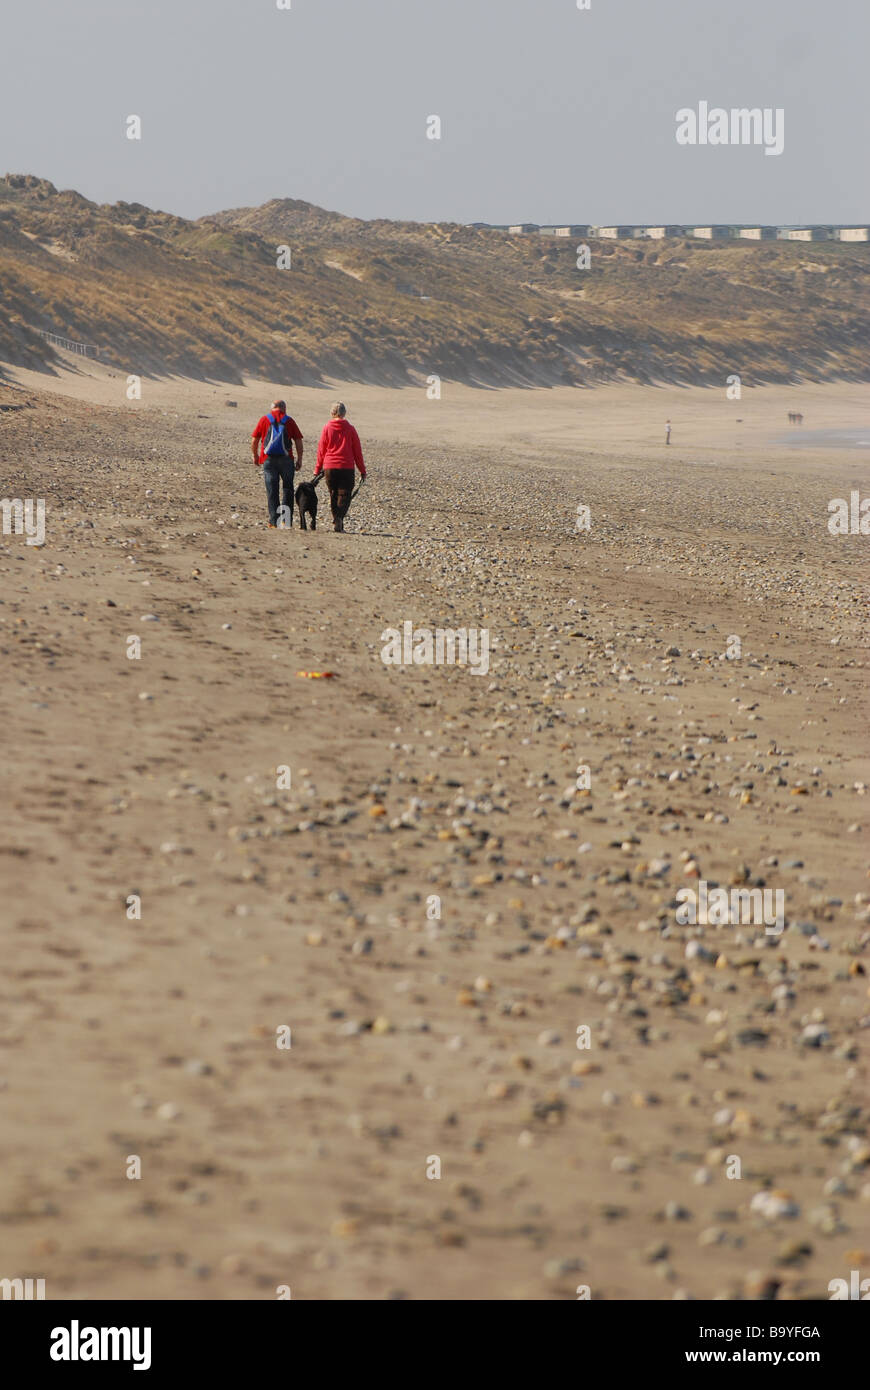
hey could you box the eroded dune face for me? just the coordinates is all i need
[1,175,869,389]
[0,371,867,1300]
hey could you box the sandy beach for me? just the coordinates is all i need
[0,359,868,1300]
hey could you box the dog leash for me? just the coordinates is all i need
[307,473,364,509]
[309,474,362,499]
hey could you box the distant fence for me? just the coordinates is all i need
[35,330,99,359]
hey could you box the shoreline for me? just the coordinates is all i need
[3,355,870,464]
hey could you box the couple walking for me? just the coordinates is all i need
[251,399,366,532]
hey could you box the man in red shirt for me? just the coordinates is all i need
[314,402,366,532]
[251,399,304,528]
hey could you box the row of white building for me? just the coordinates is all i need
[471,223,869,242]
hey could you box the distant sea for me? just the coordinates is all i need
[775,427,870,449]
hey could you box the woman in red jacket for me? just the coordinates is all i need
[314,402,367,532]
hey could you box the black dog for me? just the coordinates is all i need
[294,473,325,530]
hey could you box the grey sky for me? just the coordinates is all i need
[1,0,867,224]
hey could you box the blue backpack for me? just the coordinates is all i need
[264,412,290,458]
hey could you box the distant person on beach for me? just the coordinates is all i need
[314,402,366,533]
[665,419,672,445]
[251,399,304,528]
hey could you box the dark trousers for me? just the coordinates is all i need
[263,456,297,525]
[325,469,355,526]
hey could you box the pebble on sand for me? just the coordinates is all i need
[750,1190,800,1220]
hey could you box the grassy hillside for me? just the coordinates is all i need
[1,174,868,387]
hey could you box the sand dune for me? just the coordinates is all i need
[3,174,869,388]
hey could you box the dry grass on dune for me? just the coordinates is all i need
[1,173,868,389]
